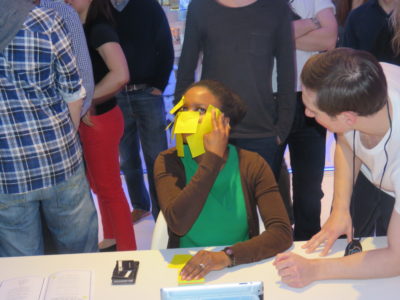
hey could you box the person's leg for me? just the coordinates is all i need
[229,136,284,180]
[133,88,168,220]
[117,92,151,213]
[79,107,136,251]
[288,95,326,240]
[41,163,99,254]
[0,192,44,257]
[376,191,395,236]
[351,172,385,237]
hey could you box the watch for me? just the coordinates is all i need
[222,247,235,268]
[310,16,321,29]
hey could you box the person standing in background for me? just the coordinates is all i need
[0,0,98,257]
[111,0,174,223]
[40,0,94,117]
[273,0,338,240]
[342,0,399,65]
[67,0,137,251]
[175,0,296,182]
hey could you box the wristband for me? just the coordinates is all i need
[222,247,235,267]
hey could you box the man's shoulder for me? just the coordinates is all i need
[23,6,61,33]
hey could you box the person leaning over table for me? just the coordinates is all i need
[274,48,400,287]
[154,80,293,281]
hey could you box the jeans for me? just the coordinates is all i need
[229,136,285,181]
[80,106,136,251]
[0,164,98,257]
[286,92,326,240]
[117,88,168,220]
[351,172,395,237]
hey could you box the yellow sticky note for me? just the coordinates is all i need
[170,97,185,115]
[186,131,205,158]
[174,111,200,134]
[168,254,193,268]
[178,274,205,285]
[176,134,184,157]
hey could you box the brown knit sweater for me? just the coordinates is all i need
[154,146,292,266]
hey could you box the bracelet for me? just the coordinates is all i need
[310,16,321,29]
[222,247,235,268]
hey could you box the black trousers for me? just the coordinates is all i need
[351,172,395,237]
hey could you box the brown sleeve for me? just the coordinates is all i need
[154,149,226,236]
[229,150,293,265]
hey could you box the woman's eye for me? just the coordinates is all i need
[180,107,188,112]
[197,107,207,114]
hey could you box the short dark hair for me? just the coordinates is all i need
[185,80,247,128]
[301,48,388,117]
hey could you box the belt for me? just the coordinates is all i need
[124,83,149,92]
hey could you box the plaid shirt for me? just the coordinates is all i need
[0,6,85,194]
[41,0,94,116]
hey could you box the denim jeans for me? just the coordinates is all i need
[286,92,326,240]
[229,136,285,181]
[117,88,168,220]
[351,172,395,237]
[0,163,99,257]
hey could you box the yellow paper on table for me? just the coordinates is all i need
[174,111,200,134]
[178,274,205,285]
[169,97,185,115]
[168,254,193,269]
[168,254,205,285]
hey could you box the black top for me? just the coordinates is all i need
[175,0,296,140]
[342,0,400,65]
[111,0,174,91]
[85,22,119,115]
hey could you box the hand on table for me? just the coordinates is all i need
[273,252,318,288]
[302,209,353,256]
[180,250,231,280]
[203,110,230,158]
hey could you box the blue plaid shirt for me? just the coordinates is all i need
[41,0,94,116]
[0,6,85,194]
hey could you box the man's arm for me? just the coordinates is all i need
[303,133,361,255]
[174,1,201,103]
[153,1,174,92]
[274,209,400,287]
[68,98,83,130]
[274,2,296,143]
[295,7,338,51]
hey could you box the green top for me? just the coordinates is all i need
[179,144,249,248]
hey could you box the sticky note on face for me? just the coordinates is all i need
[170,97,185,115]
[173,111,200,134]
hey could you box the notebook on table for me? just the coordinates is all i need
[160,281,264,300]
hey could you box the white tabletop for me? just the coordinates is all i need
[0,236,399,299]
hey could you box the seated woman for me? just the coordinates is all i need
[154,80,292,280]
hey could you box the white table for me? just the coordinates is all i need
[0,237,398,299]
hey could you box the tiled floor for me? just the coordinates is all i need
[94,170,334,250]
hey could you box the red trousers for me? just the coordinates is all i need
[79,106,136,251]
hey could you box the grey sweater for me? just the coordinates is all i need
[175,0,296,141]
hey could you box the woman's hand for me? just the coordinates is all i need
[180,250,232,280]
[203,110,230,158]
[82,109,94,127]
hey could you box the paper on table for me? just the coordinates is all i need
[0,276,44,300]
[0,271,92,300]
[168,255,205,285]
[43,270,92,300]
